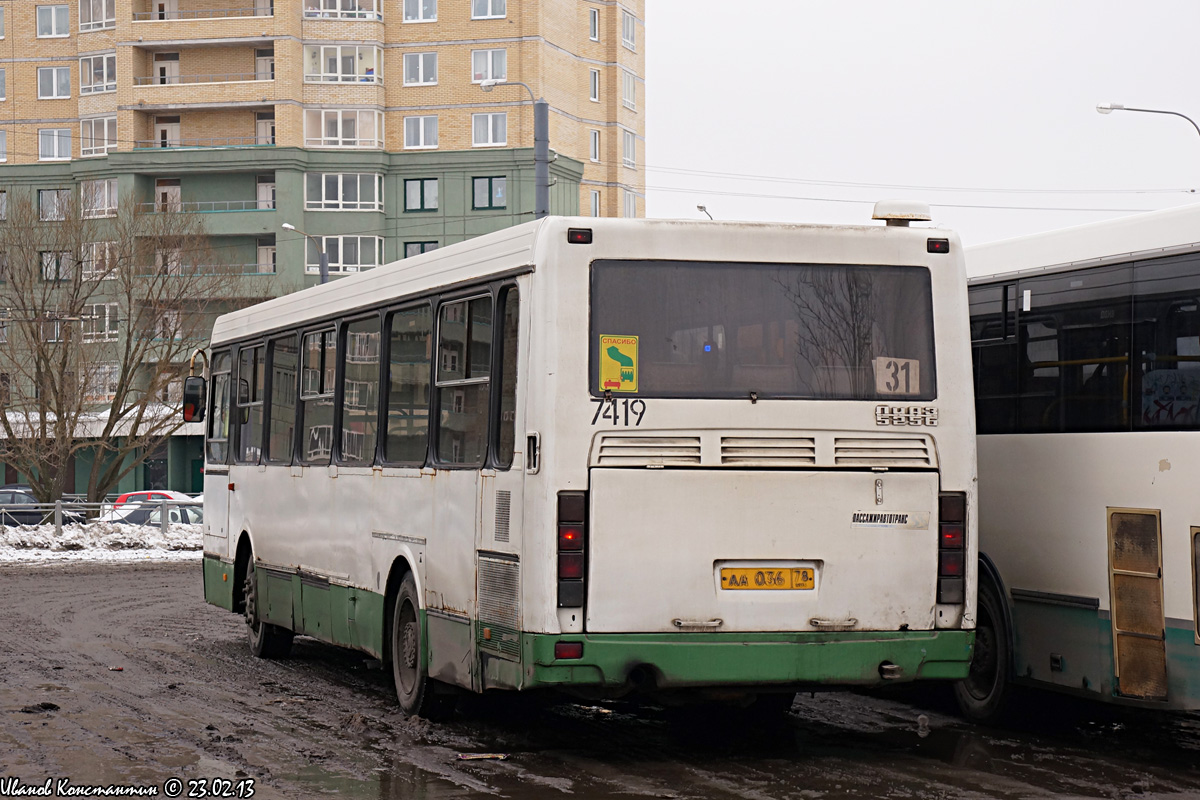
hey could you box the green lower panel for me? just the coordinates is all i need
[523,630,974,690]
[202,555,234,612]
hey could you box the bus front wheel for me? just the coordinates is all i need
[954,578,1011,723]
[244,558,293,659]
[391,574,454,719]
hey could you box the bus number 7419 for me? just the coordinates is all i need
[591,398,647,426]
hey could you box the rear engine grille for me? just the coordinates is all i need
[834,436,932,467]
[721,437,816,466]
[595,435,701,466]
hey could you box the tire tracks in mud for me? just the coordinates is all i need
[1,561,1199,800]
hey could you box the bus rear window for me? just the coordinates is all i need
[590,260,936,400]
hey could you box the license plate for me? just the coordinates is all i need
[720,567,815,591]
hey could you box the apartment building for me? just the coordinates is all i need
[0,0,645,494]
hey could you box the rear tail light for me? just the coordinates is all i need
[554,641,584,659]
[557,491,587,608]
[937,492,966,604]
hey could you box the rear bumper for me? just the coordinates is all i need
[524,629,974,690]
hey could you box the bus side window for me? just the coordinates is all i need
[436,295,492,466]
[385,305,433,465]
[339,315,382,465]
[495,286,519,468]
[207,351,232,463]
[266,334,298,463]
[301,329,336,465]
[236,344,265,464]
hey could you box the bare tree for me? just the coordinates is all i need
[0,187,274,502]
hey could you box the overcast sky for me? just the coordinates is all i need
[644,1,1200,246]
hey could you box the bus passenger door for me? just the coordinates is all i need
[476,285,525,689]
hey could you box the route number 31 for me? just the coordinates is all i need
[873,357,920,396]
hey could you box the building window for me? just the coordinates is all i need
[80,0,115,30]
[403,0,435,21]
[623,129,636,168]
[403,115,438,149]
[0,132,6,163]
[80,55,115,94]
[471,0,504,19]
[471,49,506,82]
[622,10,635,50]
[472,113,506,147]
[590,189,600,217]
[405,242,438,258]
[304,0,380,19]
[589,69,599,102]
[81,117,116,157]
[0,68,6,101]
[81,178,118,218]
[0,7,5,38]
[307,235,384,274]
[589,7,598,40]
[304,109,383,148]
[304,173,384,212]
[623,190,637,218]
[255,47,274,80]
[81,241,117,280]
[38,67,71,99]
[303,45,381,83]
[43,317,67,343]
[257,237,276,273]
[39,129,72,161]
[41,251,74,281]
[622,70,636,110]
[37,5,69,37]
[0,191,7,220]
[403,52,437,85]
[404,178,438,212]
[472,176,506,210]
[39,189,71,221]
[85,362,120,402]
[82,302,118,342]
[589,129,600,162]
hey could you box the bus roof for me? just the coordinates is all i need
[211,215,956,344]
[966,202,1200,282]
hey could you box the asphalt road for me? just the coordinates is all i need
[1,562,1198,799]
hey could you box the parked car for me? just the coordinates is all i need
[0,489,84,526]
[99,501,203,526]
[111,490,194,509]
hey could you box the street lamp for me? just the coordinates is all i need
[696,205,713,220]
[1096,102,1200,139]
[479,78,550,219]
[281,222,328,285]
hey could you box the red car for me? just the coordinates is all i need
[111,490,193,508]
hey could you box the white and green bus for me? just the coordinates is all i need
[188,208,978,716]
[961,204,1200,719]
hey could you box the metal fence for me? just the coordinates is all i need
[0,498,202,536]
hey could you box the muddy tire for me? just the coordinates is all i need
[391,574,454,719]
[954,577,1011,723]
[244,558,293,659]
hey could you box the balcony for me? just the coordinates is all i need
[134,72,266,86]
[132,5,272,21]
[138,200,272,213]
[133,136,271,149]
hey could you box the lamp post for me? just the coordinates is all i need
[480,78,550,219]
[281,222,328,285]
[1097,102,1200,140]
[696,205,713,220]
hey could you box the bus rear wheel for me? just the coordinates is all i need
[954,578,1010,723]
[244,558,293,659]
[391,574,454,719]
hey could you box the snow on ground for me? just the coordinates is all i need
[0,522,202,564]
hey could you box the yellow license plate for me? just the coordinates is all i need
[720,567,815,591]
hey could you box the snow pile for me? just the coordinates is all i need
[0,521,203,563]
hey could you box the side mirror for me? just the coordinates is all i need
[182,376,206,423]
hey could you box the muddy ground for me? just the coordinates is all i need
[1,562,1198,799]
